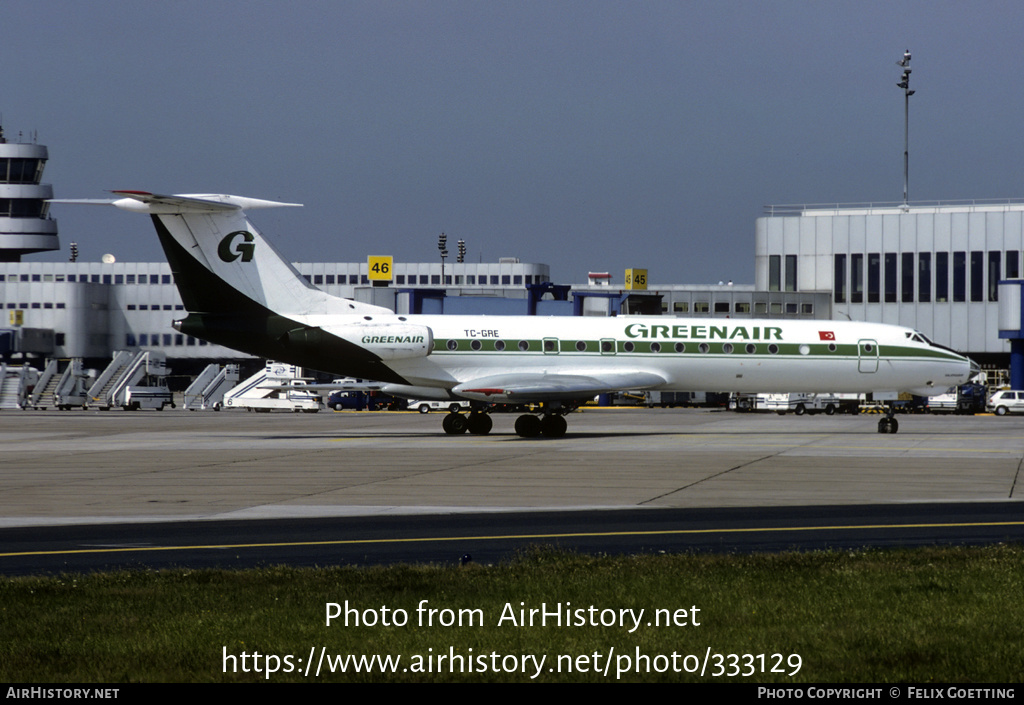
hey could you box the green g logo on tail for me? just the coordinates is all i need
[218,231,256,262]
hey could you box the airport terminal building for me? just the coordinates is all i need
[755,200,1024,366]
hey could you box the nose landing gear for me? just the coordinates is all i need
[877,405,900,434]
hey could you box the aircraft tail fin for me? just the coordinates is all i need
[102,191,390,318]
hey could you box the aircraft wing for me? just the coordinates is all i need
[452,371,667,403]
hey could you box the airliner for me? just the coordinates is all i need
[55,192,976,437]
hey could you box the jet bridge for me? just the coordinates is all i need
[998,279,1024,389]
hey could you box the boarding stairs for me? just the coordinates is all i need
[87,351,171,410]
[183,363,240,410]
[30,359,63,409]
[29,358,89,410]
[0,363,38,410]
[222,361,320,412]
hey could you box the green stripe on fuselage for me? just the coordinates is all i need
[433,338,963,362]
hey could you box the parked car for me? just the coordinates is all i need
[408,400,472,414]
[987,390,1024,416]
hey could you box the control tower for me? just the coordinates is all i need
[0,124,58,261]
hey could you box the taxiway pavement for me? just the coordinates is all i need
[1,408,1021,528]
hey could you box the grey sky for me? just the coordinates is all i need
[5,1,1023,285]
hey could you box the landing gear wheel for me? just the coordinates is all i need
[878,416,899,434]
[467,413,493,435]
[540,414,567,438]
[514,414,542,438]
[442,412,468,435]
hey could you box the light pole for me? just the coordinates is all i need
[897,49,915,205]
[438,232,448,286]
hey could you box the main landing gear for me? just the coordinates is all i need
[513,413,567,438]
[442,410,492,435]
[877,405,899,434]
[440,404,570,438]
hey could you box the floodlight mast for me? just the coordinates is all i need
[438,232,448,286]
[897,49,915,205]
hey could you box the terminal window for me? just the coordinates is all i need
[785,255,797,292]
[867,253,880,303]
[970,251,983,302]
[902,253,914,303]
[851,254,863,303]
[834,254,846,303]
[918,253,931,303]
[988,251,1001,302]
[936,252,949,302]
[884,252,897,303]
[952,251,966,302]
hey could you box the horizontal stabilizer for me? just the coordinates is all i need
[52,191,301,214]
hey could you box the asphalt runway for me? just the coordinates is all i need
[1,408,1022,573]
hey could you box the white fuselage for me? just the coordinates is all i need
[299,313,972,399]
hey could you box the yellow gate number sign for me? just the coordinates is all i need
[624,268,647,290]
[368,256,393,282]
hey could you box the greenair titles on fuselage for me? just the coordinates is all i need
[361,335,426,345]
[623,323,783,341]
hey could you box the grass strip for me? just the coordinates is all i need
[1,544,1022,682]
